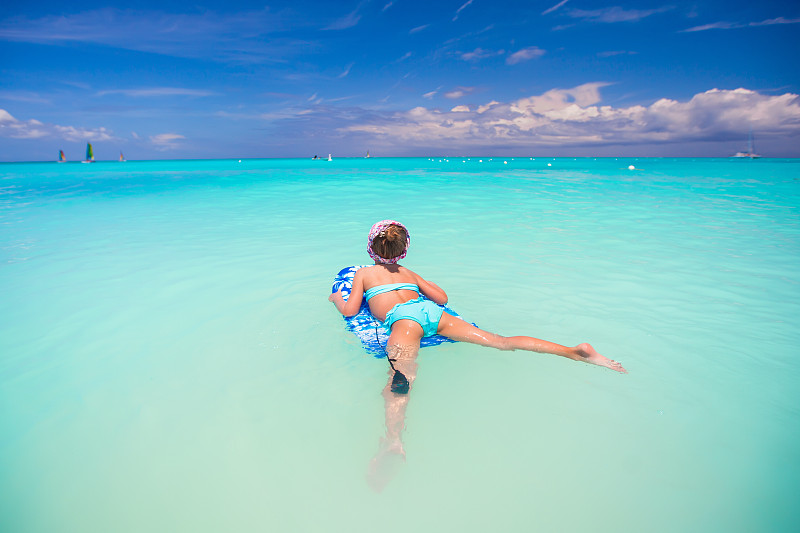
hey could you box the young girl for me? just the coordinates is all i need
[329,219,627,376]
[330,220,626,490]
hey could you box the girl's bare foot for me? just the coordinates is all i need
[575,343,627,373]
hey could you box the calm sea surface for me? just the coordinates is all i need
[1,157,799,532]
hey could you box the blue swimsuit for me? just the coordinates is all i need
[364,283,445,337]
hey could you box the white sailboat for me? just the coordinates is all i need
[732,130,761,159]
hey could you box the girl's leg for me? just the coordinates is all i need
[380,320,424,446]
[368,320,423,492]
[436,312,627,373]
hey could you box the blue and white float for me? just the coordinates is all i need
[331,265,471,357]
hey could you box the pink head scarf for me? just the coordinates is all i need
[367,220,410,264]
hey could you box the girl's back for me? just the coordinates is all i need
[360,264,422,321]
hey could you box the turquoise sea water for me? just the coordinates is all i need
[1,157,799,532]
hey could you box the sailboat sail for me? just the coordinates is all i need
[119,152,125,162]
[86,143,94,161]
[58,150,66,162]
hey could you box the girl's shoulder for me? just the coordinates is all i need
[357,264,417,283]
[354,264,380,281]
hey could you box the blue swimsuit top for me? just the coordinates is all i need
[364,283,420,301]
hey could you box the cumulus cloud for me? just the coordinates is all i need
[0,109,114,141]
[338,85,800,149]
[149,133,185,150]
[506,46,546,64]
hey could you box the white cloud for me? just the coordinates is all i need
[444,87,474,99]
[53,125,114,142]
[338,63,354,78]
[506,46,546,64]
[325,6,363,30]
[96,87,217,97]
[681,21,740,32]
[410,24,429,34]
[339,85,800,149]
[423,91,438,99]
[0,91,52,104]
[682,17,800,32]
[149,133,185,150]
[568,6,674,23]
[542,0,570,15]
[597,50,637,57]
[460,47,503,61]
[453,0,474,21]
[0,8,306,64]
[0,109,114,141]
[477,101,500,113]
[750,17,800,26]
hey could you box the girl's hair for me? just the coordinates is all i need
[371,224,408,260]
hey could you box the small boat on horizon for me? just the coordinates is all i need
[365,150,370,158]
[57,150,66,163]
[82,143,95,163]
[119,152,125,162]
[732,130,761,159]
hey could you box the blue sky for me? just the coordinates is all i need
[1,0,799,161]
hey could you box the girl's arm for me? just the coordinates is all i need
[329,269,366,317]
[414,273,448,305]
